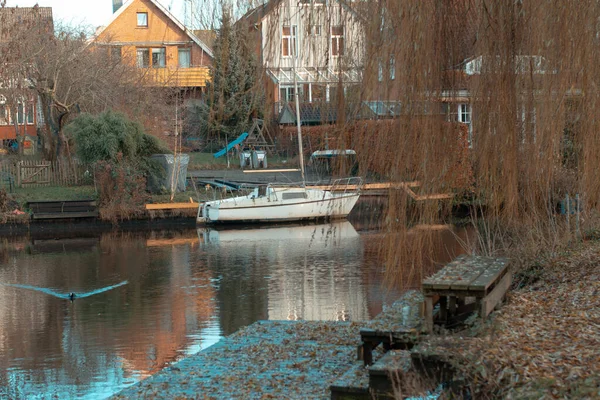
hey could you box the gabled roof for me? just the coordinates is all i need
[238,0,362,28]
[93,0,213,58]
[0,6,54,40]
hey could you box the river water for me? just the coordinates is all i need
[0,202,470,399]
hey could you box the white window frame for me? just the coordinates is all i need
[280,86,297,102]
[457,103,473,146]
[26,101,34,125]
[16,103,24,125]
[282,25,297,58]
[136,48,149,68]
[390,56,396,80]
[0,97,8,126]
[137,12,148,27]
[331,25,344,57]
[151,48,166,68]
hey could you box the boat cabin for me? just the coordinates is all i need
[309,149,359,178]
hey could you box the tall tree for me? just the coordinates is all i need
[186,8,263,144]
[0,6,171,160]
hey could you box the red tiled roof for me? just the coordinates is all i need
[0,6,54,40]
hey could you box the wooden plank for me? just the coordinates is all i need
[448,264,487,290]
[481,271,512,319]
[422,254,470,290]
[468,258,509,292]
[145,202,199,210]
[146,237,198,247]
[424,296,433,333]
[32,211,99,220]
[27,199,96,204]
[243,169,300,173]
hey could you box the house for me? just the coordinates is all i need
[236,0,365,123]
[93,0,213,93]
[0,6,53,148]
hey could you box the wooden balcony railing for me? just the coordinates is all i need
[140,66,210,88]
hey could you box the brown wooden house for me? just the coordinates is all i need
[93,0,213,92]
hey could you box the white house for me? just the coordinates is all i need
[237,0,365,112]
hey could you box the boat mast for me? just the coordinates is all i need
[289,0,306,186]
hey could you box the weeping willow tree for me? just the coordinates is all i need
[187,0,600,285]
[345,0,600,287]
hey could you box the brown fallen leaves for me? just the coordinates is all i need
[424,241,600,399]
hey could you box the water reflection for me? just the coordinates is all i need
[0,219,469,399]
[200,221,366,323]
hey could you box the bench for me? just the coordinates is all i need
[422,255,511,332]
[27,199,98,220]
[359,290,424,366]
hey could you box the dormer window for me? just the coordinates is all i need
[137,12,148,27]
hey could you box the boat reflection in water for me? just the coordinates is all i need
[198,221,370,322]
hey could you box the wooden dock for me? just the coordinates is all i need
[144,180,453,212]
[27,200,98,220]
[145,202,199,210]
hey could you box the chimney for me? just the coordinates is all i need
[113,0,123,13]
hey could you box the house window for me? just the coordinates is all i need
[458,103,471,124]
[378,61,383,82]
[457,103,473,145]
[17,103,24,125]
[136,48,150,68]
[152,48,166,68]
[137,12,148,27]
[282,25,297,57]
[111,46,122,62]
[331,26,344,56]
[390,57,396,80]
[27,102,34,124]
[0,106,7,125]
[280,86,301,102]
[178,48,191,68]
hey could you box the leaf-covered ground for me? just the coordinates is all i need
[420,242,600,399]
[111,321,363,399]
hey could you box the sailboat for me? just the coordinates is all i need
[196,19,361,224]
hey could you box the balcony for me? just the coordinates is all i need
[140,66,210,88]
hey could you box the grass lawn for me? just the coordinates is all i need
[187,152,290,170]
[11,185,97,208]
[8,185,222,209]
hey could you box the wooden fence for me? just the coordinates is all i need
[0,159,87,188]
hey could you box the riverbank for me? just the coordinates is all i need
[426,240,600,398]
[109,240,599,399]
[112,321,363,399]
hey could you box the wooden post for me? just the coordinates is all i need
[448,296,457,316]
[16,161,21,188]
[439,296,447,322]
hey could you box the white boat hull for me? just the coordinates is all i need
[197,186,360,224]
